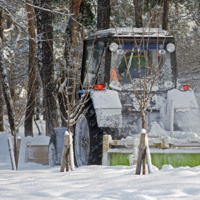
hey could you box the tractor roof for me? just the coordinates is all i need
[87,27,173,40]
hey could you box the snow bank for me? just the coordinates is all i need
[148,122,169,137]
[148,122,200,141]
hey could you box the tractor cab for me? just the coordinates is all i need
[80,28,178,135]
[81,28,177,92]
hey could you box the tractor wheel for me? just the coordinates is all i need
[48,134,57,167]
[74,101,103,167]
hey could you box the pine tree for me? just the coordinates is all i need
[34,0,59,136]
[24,0,36,137]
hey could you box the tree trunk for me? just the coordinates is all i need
[141,110,145,129]
[36,0,58,136]
[0,9,4,131]
[58,91,67,127]
[25,0,36,137]
[162,0,169,30]
[0,9,4,43]
[0,10,16,161]
[0,79,3,132]
[97,0,110,30]
[35,71,41,121]
[134,0,143,28]
[0,41,15,135]
[34,0,43,121]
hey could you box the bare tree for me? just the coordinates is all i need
[58,34,107,171]
[61,0,82,127]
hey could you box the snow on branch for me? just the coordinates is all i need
[23,1,71,17]
[3,23,15,33]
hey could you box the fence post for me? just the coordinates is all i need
[136,132,146,175]
[145,134,153,174]
[142,147,146,175]
[60,133,70,172]
[69,133,74,171]
[170,100,174,137]
[15,136,21,169]
[8,137,16,170]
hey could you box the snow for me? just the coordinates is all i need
[91,89,122,109]
[90,27,173,38]
[148,121,200,140]
[148,122,169,137]
[167,89,199,110]
[91,90,122,127]
[64,131,75,171]
[1,119,200,199]
[166,89,200,133]
[109,81,122,91]
[145,134,153,174]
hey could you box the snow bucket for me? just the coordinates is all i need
[102,135,200,169]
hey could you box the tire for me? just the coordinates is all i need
[48,134,57,167]
[74,100,103,167]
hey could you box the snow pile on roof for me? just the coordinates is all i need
[92,27,169,37]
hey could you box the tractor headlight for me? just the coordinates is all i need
[167,43,175,53]
[109,43,118,52]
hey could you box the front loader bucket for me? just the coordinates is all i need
[102,134,200,169]
[151,151,200,169]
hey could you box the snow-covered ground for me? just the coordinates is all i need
[2,164,200,200]
[1,118,200,199]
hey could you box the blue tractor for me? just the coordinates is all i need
[49,28,198,167]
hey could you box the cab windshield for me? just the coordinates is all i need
[110,44,174,91]
[83,42,105,87]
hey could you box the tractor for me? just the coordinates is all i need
[48,28,200,168]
